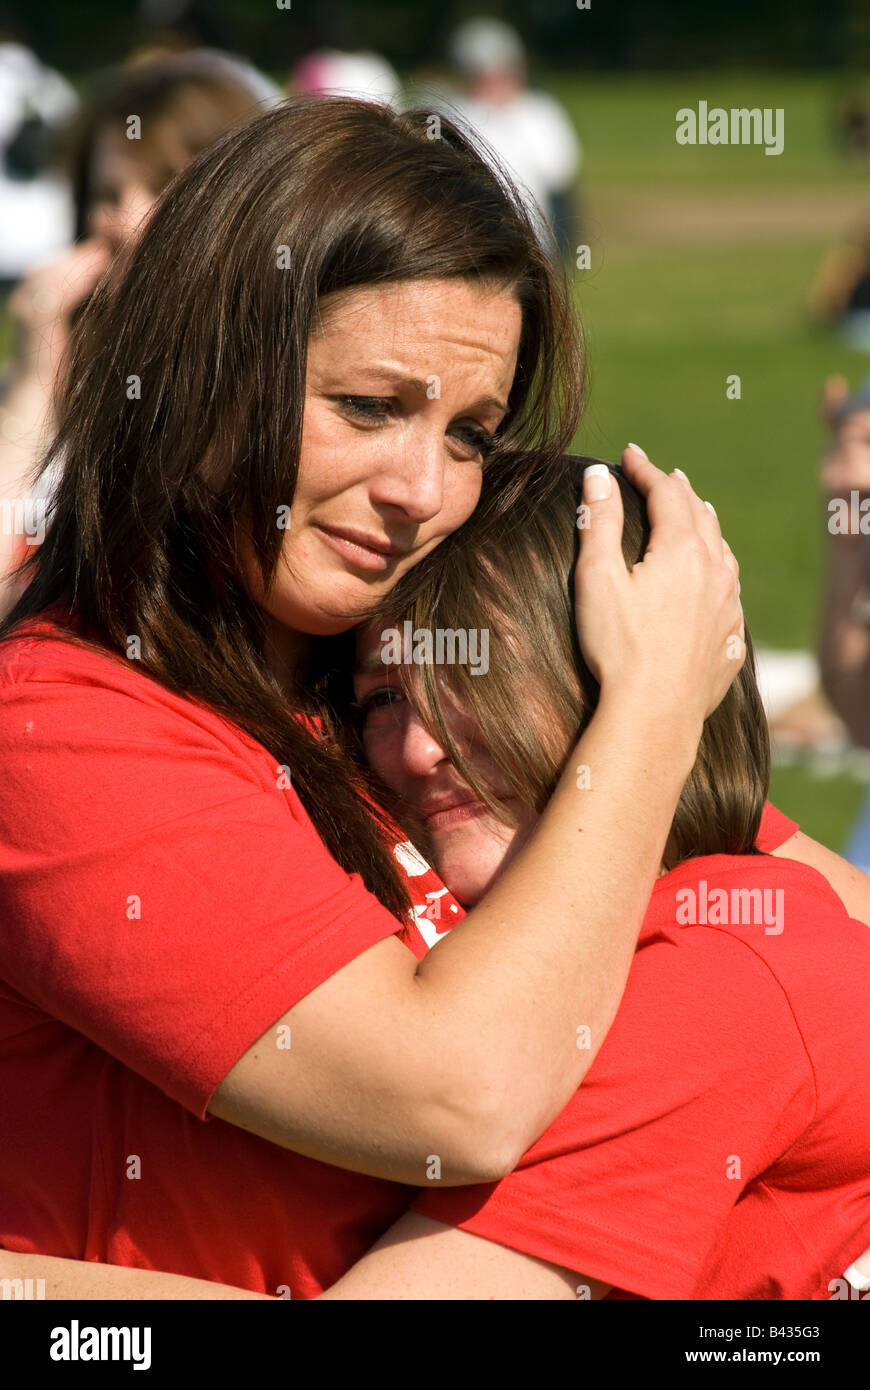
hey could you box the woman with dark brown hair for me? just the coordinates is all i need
[0,96,749,1297]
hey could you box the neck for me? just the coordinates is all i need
[262,612,312,700]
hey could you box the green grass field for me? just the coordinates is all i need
[548,71,870,848]
[3,70,868,848]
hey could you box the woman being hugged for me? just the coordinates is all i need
[0,98,741,1298]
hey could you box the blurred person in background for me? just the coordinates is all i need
[0,9,77,292]
[819,373,870,871]
[290,49,402,107]
[838,93,870,163]
[446,17,581,258]
[0,48,279,619]
[808,220,870,353]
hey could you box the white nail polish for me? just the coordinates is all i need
[583,464,612,500]
[844,1261,870,1292]
[705,500,717,517]
[626,442,648,458]
[673,468,690,482]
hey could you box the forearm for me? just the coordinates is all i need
[215,686,699,1186]
[413,683,698,1165]
[0,363,56,498]
[818,534,870,744]
[0,1250,273,1300]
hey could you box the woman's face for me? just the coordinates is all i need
[353,622,540,906]
[246,278,522,640]
[87,126,158,253]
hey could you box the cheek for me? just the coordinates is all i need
[433,462,483,539]
[362,725,406,792]
[295,405,359,500]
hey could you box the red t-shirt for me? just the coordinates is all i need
[411,853,870,1300]
[0,609,804,1298]
[0,611,448,1298]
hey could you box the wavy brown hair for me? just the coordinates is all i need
[0,97,584,921]
[354,455,769,871]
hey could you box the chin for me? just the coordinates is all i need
[431,824,520,908]
[274,581,383,636]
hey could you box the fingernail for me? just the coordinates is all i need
[673,468,690,483]
[704,500,717,517]
[844,1261,870,1292]
[626,442,648,458]
[583,464,612,501]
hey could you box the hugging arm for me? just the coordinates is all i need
[0,1233,605,1301]
[210,451,743,1183]
[315,1214,609,1300]
[0,1250,273,1300]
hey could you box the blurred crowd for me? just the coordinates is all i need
[2,6,870,861]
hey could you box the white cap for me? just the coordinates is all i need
[293,50,402,108]
[449,19,525,76]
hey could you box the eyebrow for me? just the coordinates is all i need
[344,367,509,417]
[353,650,396,676]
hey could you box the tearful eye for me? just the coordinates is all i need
[337,396,395,422]
[451,422,499,459]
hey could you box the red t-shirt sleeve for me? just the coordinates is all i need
[410,922,813,1299]
[757,800,798,852]
[0,642,409,1120]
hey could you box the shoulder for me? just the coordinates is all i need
[644,853,870,1037]
[0,610,254,752]
[0,611,290,827]
[656,852,855,936]
[0,609,137,690]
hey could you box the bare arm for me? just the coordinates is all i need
[13,1227,868,1302]
[210,451,744,1185]
[212,689,700,1183]
[771,830,870,926]
[0,1250,273,1300]
[0,1225,605,1302]
[317,1213,610,1300]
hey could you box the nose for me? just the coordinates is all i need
[399,705,451,777]
[368,427,445,524]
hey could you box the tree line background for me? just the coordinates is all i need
[5,0,870,76]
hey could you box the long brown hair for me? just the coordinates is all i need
[356,455,769,871]
[0,98,584,921]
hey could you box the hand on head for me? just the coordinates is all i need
[574,444,743,728]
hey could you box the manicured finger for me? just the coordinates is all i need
[575,462,625,577]
[669,469,726,560]
[620,444,695,545]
